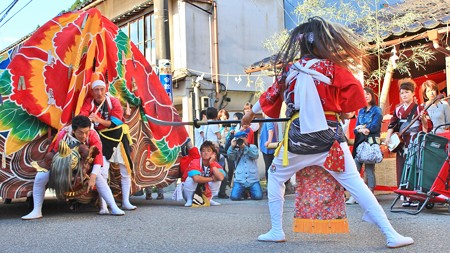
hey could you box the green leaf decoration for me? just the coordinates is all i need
[115,30,130,78]
[0,70,12,95]
[0,100,48,142]
[152,138,180,166]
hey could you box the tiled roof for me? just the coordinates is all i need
[374,0,450,40]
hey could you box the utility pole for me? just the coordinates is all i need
[155,0,172,101]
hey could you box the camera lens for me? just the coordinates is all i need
[236,138,244,146]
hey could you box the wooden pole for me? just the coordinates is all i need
[379,47,398,113]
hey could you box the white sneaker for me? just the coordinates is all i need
[122,203,137,210]
[257,229,286,242]
[210,200,221,206]
[98,209,110,215]
[409,201,419,207]
[110,208,125,216]
[386,234,414,248]
[21,211,43,220]
[346,196,357,205]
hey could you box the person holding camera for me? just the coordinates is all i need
[227,131,263,200]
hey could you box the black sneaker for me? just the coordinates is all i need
[218,194,229,199]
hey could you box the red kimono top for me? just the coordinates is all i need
[184,158,225,198]
[52,127,103,166]
[259,58,366,119]
[79,95,124,131]
[388,103,433,146]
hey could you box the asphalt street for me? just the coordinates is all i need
[0,192,449,253]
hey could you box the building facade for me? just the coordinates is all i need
[79,0,285,140]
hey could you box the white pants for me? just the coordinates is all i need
[183,177,221,200]
[102,156,134,209]
[269,142,382,224]
[102,157,130,180]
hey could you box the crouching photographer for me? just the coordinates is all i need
[227,130,263,200]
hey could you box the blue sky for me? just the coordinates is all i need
[0,0,73,51]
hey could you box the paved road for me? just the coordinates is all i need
[1,193,449,253]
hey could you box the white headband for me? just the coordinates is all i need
[91,80,106,89]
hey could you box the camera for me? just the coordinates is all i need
[236,138,244,147]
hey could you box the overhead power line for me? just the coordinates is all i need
[0,0,18,23]
[0,0,32,30]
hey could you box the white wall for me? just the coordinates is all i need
[216,0,284,91]
[173,0,284,95]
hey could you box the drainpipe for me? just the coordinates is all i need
[206,0,219,99]
[212,1,220,97]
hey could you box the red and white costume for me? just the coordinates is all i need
[22,125,124,220]
[254,57,411,247]
[51,127,103,167]
[80,91,136,211]
[183,159,224,199]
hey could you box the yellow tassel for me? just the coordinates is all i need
[30,161,48,172]
[121,124,133,145]
[274,112,299,167]
[58,140,72,158]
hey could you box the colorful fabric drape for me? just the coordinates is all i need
[293,166,349,234]
[0,8,189,199]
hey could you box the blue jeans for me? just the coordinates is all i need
[230,181,263,200]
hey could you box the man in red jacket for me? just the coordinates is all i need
[22,115,124,220]
[79,79,136,213]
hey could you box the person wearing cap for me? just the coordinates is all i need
[227,130,262,200]
[80,78,137,213]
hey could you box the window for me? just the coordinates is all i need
[119,13,156,66]
[145,14,156,66]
